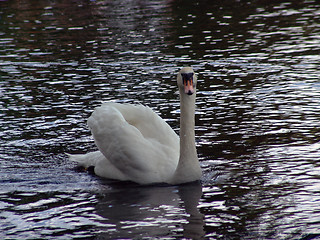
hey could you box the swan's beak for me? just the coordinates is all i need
[182,73,195,95]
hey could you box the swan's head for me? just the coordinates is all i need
[177,67,197,95]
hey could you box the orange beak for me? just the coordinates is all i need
[181,72,195,95]
[184,80,194,95]
[184,78,194,95]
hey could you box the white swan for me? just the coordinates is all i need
[69,67,201,185]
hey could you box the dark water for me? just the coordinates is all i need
[1,0,320,239]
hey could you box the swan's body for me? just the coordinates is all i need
[69,67,201,185]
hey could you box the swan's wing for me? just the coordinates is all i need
[88,103,179,184]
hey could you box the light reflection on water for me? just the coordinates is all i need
[1,0,320,239]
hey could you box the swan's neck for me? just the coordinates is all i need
[180,93,197,160]
[170,91,202,184]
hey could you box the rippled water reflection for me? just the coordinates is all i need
[1,0,320,239]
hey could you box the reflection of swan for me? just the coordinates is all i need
[95,182,204,239]
[179,182,205,239]
[69,67,201,184]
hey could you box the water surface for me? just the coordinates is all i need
[1,0,320,239]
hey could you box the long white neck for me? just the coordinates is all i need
[170,90,202,184]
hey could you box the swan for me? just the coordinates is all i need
[68,67,202,185]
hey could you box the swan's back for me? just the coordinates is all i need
[103,103,176,146]
[88,102,180,184]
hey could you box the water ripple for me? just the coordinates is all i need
[1,0,320,239]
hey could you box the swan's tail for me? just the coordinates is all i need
[67,151,105,168]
